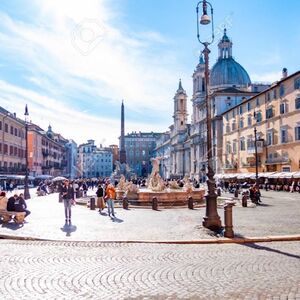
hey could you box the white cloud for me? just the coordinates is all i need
[0,0,186,146]
[251,71,281,83]
[0,79,166,146]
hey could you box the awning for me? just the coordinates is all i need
[292,171,300,178]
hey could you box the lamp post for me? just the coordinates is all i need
[254,126,259,186]
[24,104,31,200]
[196,0,221,230]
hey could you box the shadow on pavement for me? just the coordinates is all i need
[60,224,77,237]
[235,233,300,259]
[1,222,24,230]
[111,217,123,223]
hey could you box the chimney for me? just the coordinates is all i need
[13,112,16,118]
[282,68,288,79]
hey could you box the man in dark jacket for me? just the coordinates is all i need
[15,193,31,217]
[7,194,18,211]
[62,180,74,225]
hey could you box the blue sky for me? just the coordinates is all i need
[0,0,299,146]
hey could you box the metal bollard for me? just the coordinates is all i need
[90,197,96,210]
[123,197,129,210]
[242,194,248,207]
[59,193,63,203]
[234,188,239,199]
[224,200,235,238]
[152,197,158,210]
[188,196,194,209]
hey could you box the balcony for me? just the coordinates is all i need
[265,157,290,165]
[247,146,264,154]
[242,161,262,167]
[223,164,237,170]
[41,165,52,169]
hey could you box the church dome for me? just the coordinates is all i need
[210,57,251,87]
[210,29,251,89]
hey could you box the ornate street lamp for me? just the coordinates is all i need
[24,104,31,200]
[196,0,221,230]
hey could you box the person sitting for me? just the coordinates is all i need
[7,194,18,211]
[14,193,31,218]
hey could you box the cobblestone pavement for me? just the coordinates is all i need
[0,240,299,299]
[0,189,299,241]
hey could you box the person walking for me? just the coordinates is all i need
[105,181,116,218]
[62,180,74,225]
[96,183,105,213]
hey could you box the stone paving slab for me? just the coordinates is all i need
[0,189,299,242]
[0,240,300,299]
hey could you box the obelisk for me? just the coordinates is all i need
[119,100,126,164]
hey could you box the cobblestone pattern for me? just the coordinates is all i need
[0,240,300,299]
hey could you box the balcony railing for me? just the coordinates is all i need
[265,157,290,165]
[223,164,237,170]
[247,146,264,154]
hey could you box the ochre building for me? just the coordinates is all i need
[222,70,300,173]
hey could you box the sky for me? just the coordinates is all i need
[0,0,299,147]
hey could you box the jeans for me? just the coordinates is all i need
[24,209,31,218]
[63,199,72,220]
[106,198,115,216]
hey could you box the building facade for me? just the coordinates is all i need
[169,80,191,179]
[65,139,78,179]
[222,70,300,173]
[77,140,113,178]
[154,132,171,179]
[154,29,272,181]
[125,132,162,177]
[0,107,26,174]
[28,124,67,177]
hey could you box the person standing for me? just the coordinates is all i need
[105,181,116,218]
[96,183,105,213]
[62,180,74,225]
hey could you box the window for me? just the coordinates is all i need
[232,141,237,154]
[14,128,18,136]
[232,121,236,131]
[256,98,260,106]
[279,84,285,97]
[273,88,277,99]
[0,121,2,130]
[294,77,300,89]
[240,139,245,151]
[239,105,243,115]
[247,115,252,126]
[255,111,262,123]
[296,97,300,110]
[266,92,271,102]
[267,130,274,146]
[0,143,2,153]
[232,109,235,118]
[280,103,287,114]
[295,126,300,141]
[266,107,274,119]
[10,126,14,135]
[226,124,230,133]
[239,119,244,128]
[226,143,231,154]
[5,123,8,133]
[247,102,251,111]
[10,145,13,155]
[281,127,288,143]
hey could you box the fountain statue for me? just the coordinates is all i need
[183,175,193,194]
[147,157,165,192]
